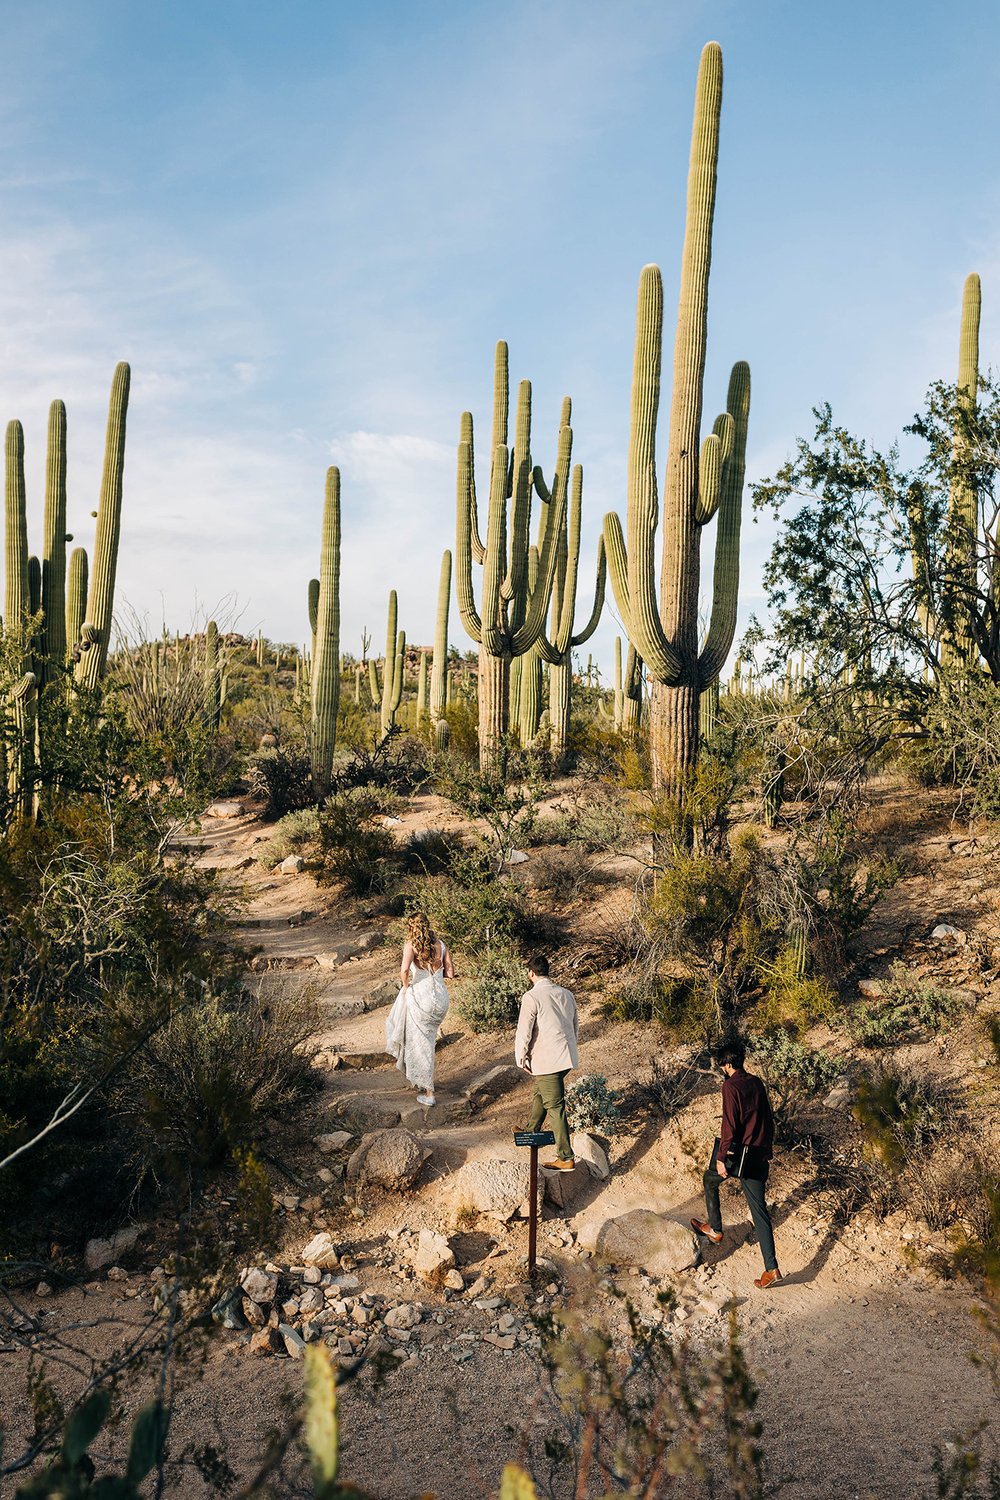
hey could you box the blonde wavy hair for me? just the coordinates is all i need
[407,912,437,970]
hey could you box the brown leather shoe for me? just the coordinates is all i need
[691,1218,723,1244]
[754,1268,782,1290]
[549,1159,576,1171]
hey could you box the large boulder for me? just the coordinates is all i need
[595,1210,696,1279]
[572,1132,610,1181]
[346,1128,431,1191]
[464,1064,522,1110]
[542,1161,592,1210]
[84,1225,141,1272]
[446,1158,538,1223]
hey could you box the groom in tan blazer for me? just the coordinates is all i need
[514,954,579,1170]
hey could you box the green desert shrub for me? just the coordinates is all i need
[246,746,313,819]
[854,1059,955,1170]
[565,1074,625,1134]
[255,807,320,868]
[750,1028,840,1136]
[314,786,404,895]
[850,962,968,1047]
[403,843,527,958]
[455,946,529,1033]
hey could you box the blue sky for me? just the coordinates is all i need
[1,0,999,677]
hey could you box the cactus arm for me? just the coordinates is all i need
[310,468,341,795]
[41,399,67,675]
[571,536,606,648]
[389,630,405,716]
[455,438,484,644]
[66,547,88,658]
[459,411,487,565]
[699,360,751,685]
[308,577,320,639]
[76,362,130,686]
[510,423,568,658]
[5,421,28,641]
[602,510,634,640]
[367,657,380,702]
[551,464,582,654]
[502,380,533,614]
[480,444,509,657]
[380,590,398,731]
[430,548,451,720]
[416,650,429,721]
[694,431,722,524]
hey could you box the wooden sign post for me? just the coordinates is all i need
[513,1130,555,1272]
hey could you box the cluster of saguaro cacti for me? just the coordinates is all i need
[367,589,405,738]
[602,43,750,791]
[456,342,569,767]
[3,365,130,819]
[309,468,341,797]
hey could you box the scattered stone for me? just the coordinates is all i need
[385,1303,422,1330]
[302,1266,322,1285]
[211,1291,247,1330]
[84,1225,140,1271]
[857,978,883,998]
[572,1132,610,1181]
[330,1273,361,1291]
[315,952,340,971]
[317,1168,335,1184]
[279,854,305,875]
[542,1161,591,1210]
[595,1210,697,1279]
[823,1082,852,1110]
[242,1296,267,1328]
[337,1336,354,1356]
[241,1267,279,1304]
[351,1305,371,1326]
[334,1095,402,1132]
[930,923,966,944]
[301,1233,339,1269]
[315,1131,353,1153]
[446,1158,536,1223]
[279,1324,306,1359]
[299,1287,325,1315]
[301,1195,324,1212]
[473,1297,505,1311]
[105,1266,129,1283]
[464,1064,522,1109]
[249,1328,284,1357]
[505,849,529,864]
[205,800,244,819]
[442,1270,465,1292]
[346,1128,432,1191]
[35,1282,52,1298]
[412,1229,456,1283]
[483,1331,517,1350]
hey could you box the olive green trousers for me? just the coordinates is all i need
[526,1069,572,1160]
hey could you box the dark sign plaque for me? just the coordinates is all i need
[513,1130,555,1148]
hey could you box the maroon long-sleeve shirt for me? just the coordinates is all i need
[719,1067,774,1160]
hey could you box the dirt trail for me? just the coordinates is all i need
[3,790,999,1499]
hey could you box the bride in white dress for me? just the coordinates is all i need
[384,912,454,1106]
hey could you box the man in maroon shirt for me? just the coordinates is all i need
[691,1039,781,1289]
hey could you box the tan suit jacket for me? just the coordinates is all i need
[514,978,579,1075]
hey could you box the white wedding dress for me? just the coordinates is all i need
[384,945,450,1093]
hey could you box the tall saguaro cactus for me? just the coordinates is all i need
[41,400,68,680]
[76,362,131,688]
[455,344,568,768]
[368,590,405,737]
[603,43,750,790]
[941,272,981,668]
[430,549,451,748]
[5,421,29,654]
[310,467,341,797]
[66,548,89,661]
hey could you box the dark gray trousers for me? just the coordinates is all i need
[703,1151,778,1272]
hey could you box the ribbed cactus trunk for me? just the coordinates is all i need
[416,650,429,724]
[622,645,643,736]
[308,577,319,659]
[942,272,981,669]
[75,363,130,689]
[66,548,88,663]
[204,620,222,730]
[10,671,37,820]
[5,421,29,661]
[377,590,405,737]
[699,675,719,741]
[431,549,451,748]
[41,400,67,682]
[310,468,341,798]
[603,44,749,799]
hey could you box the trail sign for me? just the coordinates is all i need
[513,1129,555,1269]
[513,1131,555,1148]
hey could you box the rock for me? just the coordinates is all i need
[442,1269,465,1291]
[542,1162,591,1210]
[301,1233,339,1269]
[242,1296,267,1328]
[385,1303,422,1330]
[84,1226,140,1272]
[483,1332,517,1350]
[400,1096,472,1131]
[464,1064,522,1109]
[595,1210,696,1279]
[823,1082,852,1110]
[857,978,883,998]
[382,815,402,827]
[329,997,367,1020]
[446,1158,537,1223]
[211,1290,247,1330]
[241,1267,279,1304]
[367,980,398,1010]
[299,1287,325,1315]
[315,1131,353,1153]
[334,1095,401,1132]
[35,1282,52,1298]
[351,1305,370,1326]
[315,952,340,971]
[279,1324,307,1359]
[106,1266,129,1282]
[302,1266,322,1284]
[250,1328,285,1357]
[205,801,245,819]
[301,1195,323,1212]
[279,854,305,875]
[336,1336,354,1356]
[571,1132,610,1181]
[346,1128,431,1191]
[505,849,529,864]
[930,923,966,944]
[411,1229,456,1283]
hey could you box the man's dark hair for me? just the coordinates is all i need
[713,1038,746,1069]
[527,954,549,977]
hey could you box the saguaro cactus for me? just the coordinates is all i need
[308,577,320,655]
[10,671,37,820]
[535,461,606,763]
[76,362,131,688]
[310,467,341,797]
[368,590,405,737]
[603,43,750,790]
[941,272,981,667]
[455,345,568,768]
[204,620,222,730]
[66,548,89,661]
[5,421,29,653]
[416,650,429,724]
[430,549,452,748]
[41,400,68,680]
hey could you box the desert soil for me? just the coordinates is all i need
[2,782,999,1499]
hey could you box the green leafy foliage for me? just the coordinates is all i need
[851,962,968,1047]
[455,946,529,1034]
[564,1074,624,1134]
[750,1029,839,1136]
